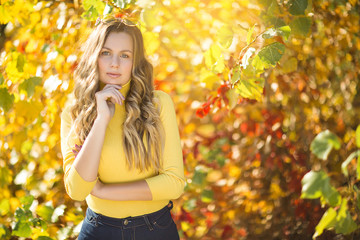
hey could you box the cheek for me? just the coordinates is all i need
[124,61,133,73]
[97,58,107,72]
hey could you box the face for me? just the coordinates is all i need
[98,31,133,86]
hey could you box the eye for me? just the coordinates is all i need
[121,53,129,58]
[100,51,111,56]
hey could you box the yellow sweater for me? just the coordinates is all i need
[60,80,185,218]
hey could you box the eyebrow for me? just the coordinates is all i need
[102,47,133,53]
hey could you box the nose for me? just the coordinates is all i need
[110,55,120,68]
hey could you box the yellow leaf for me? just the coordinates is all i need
[9,197,21,212]
[229,165,241,178]
[252,160,261,167]
[195,225,207,238]
[225,88,239,109]
[204,44,225,73]
[184,123,196,134]
[225,209,236,220]
[15,100,43,125]
[141,7,161,28]
[0,5,12,24]
[200,68,220,89]
[281,57,298,73]
[196,124,215,138]
[206,170,222,182]
[217,24,233,49]
[270,182,286,199]
[143,31,160,55]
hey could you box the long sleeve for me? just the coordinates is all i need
[60,105,97,201]
[145,91,185,200]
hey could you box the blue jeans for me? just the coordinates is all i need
[78,201,180,240]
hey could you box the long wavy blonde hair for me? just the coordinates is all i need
[71,18,164,173]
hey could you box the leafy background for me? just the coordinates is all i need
[0,0,359,239]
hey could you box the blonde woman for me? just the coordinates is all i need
[60,16,185,239]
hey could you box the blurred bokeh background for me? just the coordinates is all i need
[0,0,359,239]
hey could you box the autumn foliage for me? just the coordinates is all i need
[0,0,360,239]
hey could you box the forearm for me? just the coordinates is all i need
[91,179,152,201]
[73,118,108,182]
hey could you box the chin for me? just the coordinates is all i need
[101,80,123,85]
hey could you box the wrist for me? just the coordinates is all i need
[94,116,110,126]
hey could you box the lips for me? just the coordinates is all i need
[107,73,122,78]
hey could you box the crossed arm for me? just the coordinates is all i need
[73,117,153,201]
[60,89,184,202]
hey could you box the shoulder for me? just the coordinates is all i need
[61,103,73,123]
[153,90,176,120]
[153,90,174,109]
[154,90,172,102]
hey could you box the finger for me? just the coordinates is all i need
[108,85,125,102]
[102,86,124,103]
[103,84,122,91]
[106,89,121,105]
[98,87,124,105]
[113,89,125,104]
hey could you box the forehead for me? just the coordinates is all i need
[103,32,133,51]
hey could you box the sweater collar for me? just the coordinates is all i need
[99,80,131,98]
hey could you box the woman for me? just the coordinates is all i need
[60,16,185,240]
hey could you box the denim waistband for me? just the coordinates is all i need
[85,201,173,230]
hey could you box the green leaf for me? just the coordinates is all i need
[183,199,197,211]
[246,25,256,45]
[15,208,27,221]
[0,167,12,188]
[12,222,31,238]
[313,207,337,239]
[236,77,264,101]
[0,87,15,112]
[16,54,25,72]
[36,205,54,222]
[0,73,4,85]
[288,0,308,15]
[81,5,99,21]
[278,26,291,41]
[257,42,285,66]
[335,199,357,234]
[192,168,207,185]
[201,189,214,203]
[0,199,10,216]
[262,26,291,41]
[289,16,311,36]
[301,170,341,207]
[356,125,360,148]
[19,77,42,97]
[258,0,279,14]
[231,66,241,85]
[37,237,54,240]
[310,130,341,160]
[354,185,360,210]
[218,25,233,49]
[20,195,34,210]
[0,224,11,239]
[357,156,360,180]
[341,150,360,177]
[267,17,286,28]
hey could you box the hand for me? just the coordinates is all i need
[95,84,125,123]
